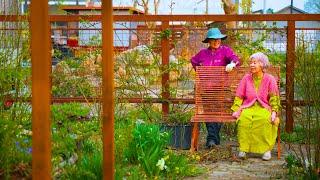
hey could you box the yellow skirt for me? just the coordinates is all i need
[237,103,278,154]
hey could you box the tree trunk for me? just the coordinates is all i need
[0,0,21,41]
[0,0,20,15]
[221,0,237,28]
[221,0,237,48]
[154,0,160,15]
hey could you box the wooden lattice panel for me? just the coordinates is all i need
[192,66,280,122]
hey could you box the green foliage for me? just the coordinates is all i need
[117,121,204,179]
[115,117,135,164]
[284,34,320,179]
[160,29,172,39]
[124,124,170,177]
[232,24,286,67]
[162,150,205,178]
[285,153,304,178]
[167,104,193,125]
[52,59,98,97]
[240,0,252,14]
[233,31,270,66]
[50,103,101,178]
[115,164,147,180]
[0,115,32,178]
[115,44,195,124]
[0,16,31,178]
[52,103,91,122]
[281,124,306,143]
[60,150,103,180]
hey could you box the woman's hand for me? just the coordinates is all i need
[232,110,241,119]
[270,111,277,122]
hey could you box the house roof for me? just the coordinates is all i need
[275,5,308,14]
[60,5,144,14]
[253,5,308,15]
[252,9,263,14]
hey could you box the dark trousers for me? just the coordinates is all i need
[206,122,222,145]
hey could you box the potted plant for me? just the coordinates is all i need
[161,104,194,150]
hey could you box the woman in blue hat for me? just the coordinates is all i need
[191,28,240,148]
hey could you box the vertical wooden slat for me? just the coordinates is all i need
[31,0,51,179]
[101,0,114,179]
[161,21,170,118]
[286,21,295,133]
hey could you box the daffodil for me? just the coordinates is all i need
[156,158,167,170]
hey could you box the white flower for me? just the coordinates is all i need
[156,158,167,171]
[135,119,145,125]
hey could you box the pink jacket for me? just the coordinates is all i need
[236,73,279,112]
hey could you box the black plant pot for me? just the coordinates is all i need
[161,124,192,150]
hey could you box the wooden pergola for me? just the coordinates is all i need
[1,1,319,179]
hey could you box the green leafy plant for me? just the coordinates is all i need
[52,59,98,97]
[284,34,320,179]
[162,150,205,178]
[0,10,31,178]
[59,149,103,180]
[160,29,172,39]
[166,104,193,125]
[124,124,170,177]
[285,153,304,177]
[51,103,91,122]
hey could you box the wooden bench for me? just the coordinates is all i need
[191,66,281,159]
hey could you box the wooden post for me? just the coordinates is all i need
[285,21,295,133]
[101,0,115,179]
[30,0,51,179]
[161,21,170,118]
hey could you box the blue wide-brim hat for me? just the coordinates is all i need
[202,28,227,43]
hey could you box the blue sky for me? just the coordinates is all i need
[113,0,306,14]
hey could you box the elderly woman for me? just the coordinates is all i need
[191,28,240,149]
[231,52,281,160]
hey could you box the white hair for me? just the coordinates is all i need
[249,52,270,69]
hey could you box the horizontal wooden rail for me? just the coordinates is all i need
[3,97,315,106]
[51,14,320,22]
[6,27,320,31]
[1,14,320,22]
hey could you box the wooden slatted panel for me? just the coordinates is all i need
[192,66,280,122]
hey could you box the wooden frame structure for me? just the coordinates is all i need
[0,11,319,178]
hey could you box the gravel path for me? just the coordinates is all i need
[185,130,288,179]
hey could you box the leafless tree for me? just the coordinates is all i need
[221,0,237,28]
[132,0,160,15]
[0,0,20,15]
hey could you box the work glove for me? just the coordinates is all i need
[225,62,236,72]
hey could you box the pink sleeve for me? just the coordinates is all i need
[269,75,279,96]
[236,75,247,98]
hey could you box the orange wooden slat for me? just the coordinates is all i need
[192,66,280,123]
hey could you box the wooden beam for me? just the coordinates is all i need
[1,14,320,22]
[161,21,170,118]
[48,14,320,22]
[101,0,115,179]
[30,0,51,179]
[285,21,295,133]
